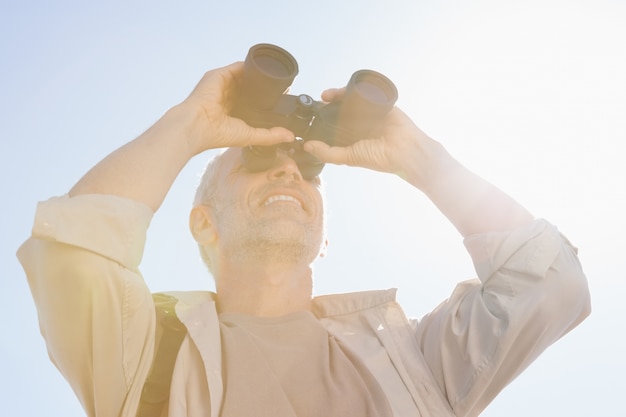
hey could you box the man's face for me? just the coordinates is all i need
[208,147,326,266]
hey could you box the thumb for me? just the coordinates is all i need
[303,140,351,166]
[229,118,295,147]
[248,125,295,146]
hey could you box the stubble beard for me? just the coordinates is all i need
[215,206,324,267]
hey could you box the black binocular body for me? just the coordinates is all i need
[231,43,398,179]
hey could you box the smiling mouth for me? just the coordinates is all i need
[264,194,303,208]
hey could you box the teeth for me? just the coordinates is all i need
[264,195,302,207]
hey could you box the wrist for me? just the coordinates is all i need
[397,135,455,193]
[165,101,214,157]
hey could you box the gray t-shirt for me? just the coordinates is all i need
[219,310,393,417]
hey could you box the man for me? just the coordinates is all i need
[18,61,590,417]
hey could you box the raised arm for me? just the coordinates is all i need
[18,62,294,417]
[304,90,590,417]
[69,61,294,211]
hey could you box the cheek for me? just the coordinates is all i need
[215,192,257,230]
[314,189,326,219]
[314,198,326,229]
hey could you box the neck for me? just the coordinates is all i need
[215,262,314,317]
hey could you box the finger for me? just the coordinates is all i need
[235,120,295,147]
[189,62,244,104]
[254,126,295,145]
[225,60,245,70]
[217,62,245,100]
[218,61,245,79]
[196,62,244,89]
[320,87,346,102]
[303,140,351,165]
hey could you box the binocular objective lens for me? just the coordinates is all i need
[240,44,299,110]
[254,55,292,77]
[355,81,389,104]
[348,70,398,106]
[249,44,298,78]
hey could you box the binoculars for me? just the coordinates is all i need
[232,43,398,179]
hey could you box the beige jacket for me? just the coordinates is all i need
[18,194,590,417]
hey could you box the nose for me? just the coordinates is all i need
[267,149,303,182]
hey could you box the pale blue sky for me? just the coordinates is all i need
[2,0,625,416]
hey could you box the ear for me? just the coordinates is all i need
[319,238,329,258]
[189,205,217,245]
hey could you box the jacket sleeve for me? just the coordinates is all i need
[413,219,591,417]
[17,194,158,417]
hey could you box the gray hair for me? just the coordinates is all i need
[193,149,229,207]
[193,150,229,274]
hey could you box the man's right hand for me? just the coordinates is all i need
[69,62,294,211]
[180,61,295,155]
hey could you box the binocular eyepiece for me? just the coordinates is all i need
[232,43,398,179]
